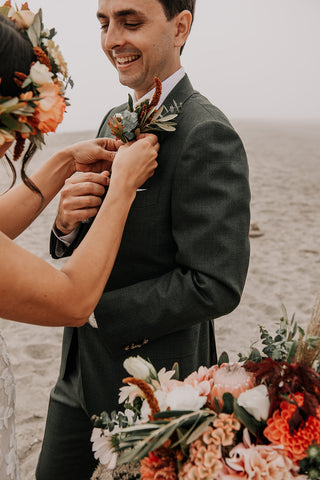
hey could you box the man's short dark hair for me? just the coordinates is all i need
[157,0,196,22]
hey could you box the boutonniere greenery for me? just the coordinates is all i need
[108,77,181,143]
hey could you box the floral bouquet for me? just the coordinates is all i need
[108,77,181,143]
[91,295,320,480]
[0,1,73,157]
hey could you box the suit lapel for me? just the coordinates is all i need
[162,74,195,111]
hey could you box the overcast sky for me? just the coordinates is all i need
[26,0,320,132]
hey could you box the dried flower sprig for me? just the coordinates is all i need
[108,77,181,143]
[296,291,320,369]
[122,377,160,420]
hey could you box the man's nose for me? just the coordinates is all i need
[103,22,124,51]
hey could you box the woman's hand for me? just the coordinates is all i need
[110,134,159,194]
[67,138,121,173]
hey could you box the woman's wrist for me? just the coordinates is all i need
[57,146,77,178]
[107,180,136,205]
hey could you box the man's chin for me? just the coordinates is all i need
[117,73,139,91]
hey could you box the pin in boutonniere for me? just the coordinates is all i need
[108,77,181,143]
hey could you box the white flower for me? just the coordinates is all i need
[123,356,157,380]
[8,7,35,29]
[91,427,118,469]
[140,390,169,423]
[118,384,141,404]
[29,62,53,86]
[166,384,207,411]
[42,39,69,78]
[237,384,270,421]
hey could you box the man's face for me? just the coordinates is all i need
[97,0,181,99]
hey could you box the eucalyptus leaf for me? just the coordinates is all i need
[145,106,160,123]
[156,113,178,123]
[2,116,21,130]
[153,410,193,418]
[26,25,38,47]
[218,351,229,366]
[222,392,234,414]
[155,123,176,132]
[128,94,134,112]
[185,415,215,445]
[118,410,215,463]
[119,424,158,433]
[49,27,56,39]
[286,341,298,363]
[21,78,32,90]
[247,348,262,363]
[30,133,45,149]
[1,98,20,108]
[33,10,42,38]
[171,362,180,380]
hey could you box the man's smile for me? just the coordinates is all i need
[113,54,141,67]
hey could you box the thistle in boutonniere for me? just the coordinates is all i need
[108,77,181,143]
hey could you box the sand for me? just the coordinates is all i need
[0,121,319,479]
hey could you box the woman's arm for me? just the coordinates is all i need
[0,136,158,327]
[0,138,117,239]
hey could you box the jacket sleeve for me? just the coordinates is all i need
[49,223,91,259]
[94,119,251,356]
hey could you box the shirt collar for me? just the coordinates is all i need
[133,67,185,108]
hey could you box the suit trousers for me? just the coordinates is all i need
[36,333,98,480]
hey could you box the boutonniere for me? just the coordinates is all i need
[108,77,181,143]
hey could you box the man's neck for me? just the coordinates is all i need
[133,67,185,108]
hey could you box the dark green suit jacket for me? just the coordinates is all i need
[50,75,250,416]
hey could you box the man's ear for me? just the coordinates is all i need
[174,10,192,50]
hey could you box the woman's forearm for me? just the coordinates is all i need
[0,135,158,327]
[0,148,75,238]
[0,183,135,327]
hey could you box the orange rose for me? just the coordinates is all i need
[34,83,66,134]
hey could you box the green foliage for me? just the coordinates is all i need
[109,83,182,143]
[91,409,138,432]
[221,392,234,414]
[259,305,302,362]
[122,111,139,141]
[238,347,262,363]
[299,441,320,479]
[238,305,304,364]
[218,351,229,366]
[171,362,180,380]
[124,396,143,418]
[116,409,216,465]
[26,9,42,46]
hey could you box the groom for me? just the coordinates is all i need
[37,1,250,479]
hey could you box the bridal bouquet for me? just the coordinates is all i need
[91,296,320,480]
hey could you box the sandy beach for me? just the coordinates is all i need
[0,120,319,479]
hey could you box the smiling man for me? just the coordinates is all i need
[97,0,189,98]
[37,1,251,479]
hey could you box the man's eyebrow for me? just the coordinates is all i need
[96,9,146,20]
